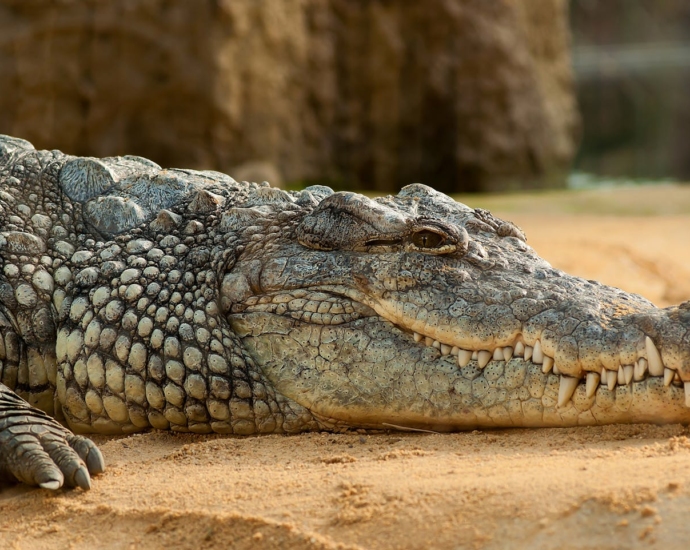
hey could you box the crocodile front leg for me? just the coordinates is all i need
[0,383,104,489]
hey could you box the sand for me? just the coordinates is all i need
[2,186,690,549]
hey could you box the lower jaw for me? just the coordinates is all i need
[304,361,690,431]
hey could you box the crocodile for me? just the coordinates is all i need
[1,134,690,491]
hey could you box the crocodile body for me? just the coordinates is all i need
[1,134,690,490]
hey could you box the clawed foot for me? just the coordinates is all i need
[0,387,104,490]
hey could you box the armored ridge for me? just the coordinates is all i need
[1,134,690,491]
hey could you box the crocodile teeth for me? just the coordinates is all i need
[558,376,579,407]
[425,337,434,347]
[524,346,533,362]
[646,336,664,376]
[586,372,600,398]
[493,348,504,361]
[472,351,478,360]
[664,367,674,387]
[451,346,460,356]
[617,366,626,386]
[634,358,647,381]
[458,349,472,368]
[503,347,513,362]
[541,355,554,374]
[685,382,690,407]
[532,340,543,364]
[605,369,617,391]
[514,342,525,356]
[623,365,633,385]
[553,364,561,375]
[413,332,423,343]
[440,344,452,356]
[477,350,492,368]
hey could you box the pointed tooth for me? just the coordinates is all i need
[685,382,690,408]
[605,369,617,391]
[425,337,434,347]
[493,348,504,361]
[413,332,423,343]
[503,347,513,362]
[541,355,554,374]
[586,372,600,398]
[451,346,460,356]
[558,376,579,407]
[674,372,682,386]
[478,350,492,368]
[440,344,451,356]
[617,366,626,386]
[472,351,478,360]
[645,336,664,376]
[458,350,472,368]
[553,364,561,375]
[623,365,633,385]
[634,358,647,381]
[664,368,674,387]
[514,342,525,356]
[532,340,544,364]
[432,340,441,350]
[524,346,533,362]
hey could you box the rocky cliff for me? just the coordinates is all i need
[0,0,578,192]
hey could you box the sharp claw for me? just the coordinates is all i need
[70,436,106,476]
[35,465,64,490]
[73,466,91,490]
[39,480,62,490]
[86,447,105,475]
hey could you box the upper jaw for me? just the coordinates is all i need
[226,278,690,410]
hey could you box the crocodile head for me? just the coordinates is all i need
[226,184,690,431]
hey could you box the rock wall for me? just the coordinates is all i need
[0,0,579,192]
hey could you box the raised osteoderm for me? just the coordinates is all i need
[1,135,690,490]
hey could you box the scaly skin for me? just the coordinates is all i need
[1,134,690,490]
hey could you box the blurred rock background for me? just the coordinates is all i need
[0,0,578,192]
[570,0,690,181]
[2,1,685,192]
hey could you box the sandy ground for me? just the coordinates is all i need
[3,186,690,550]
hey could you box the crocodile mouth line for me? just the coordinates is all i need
[230,290,690,409]
[405,329,690,408]
[229,289,374,325]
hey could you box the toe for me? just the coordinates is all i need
[69,436,105,475]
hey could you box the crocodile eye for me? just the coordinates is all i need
[411,230,445,249]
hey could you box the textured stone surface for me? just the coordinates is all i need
[0,0,578,192]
